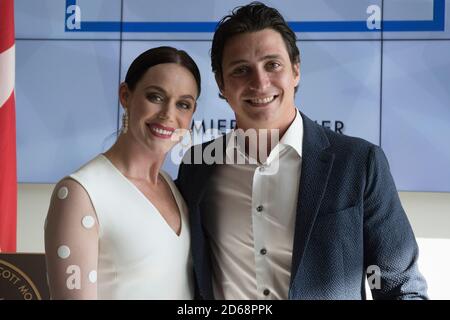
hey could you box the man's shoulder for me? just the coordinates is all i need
[317,119,379,154]
[306,119,380,166]
[326,127,375,150]
[301,112,377,154]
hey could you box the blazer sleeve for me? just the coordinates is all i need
[363,145,428,300]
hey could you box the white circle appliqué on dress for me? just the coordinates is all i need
[88,270,97,283]
[57,187,69,200]
[82,215,95,229]
[57,245,71,259]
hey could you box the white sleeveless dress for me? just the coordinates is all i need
[69,154,193,299]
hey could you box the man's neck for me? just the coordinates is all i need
[238,107,297,163]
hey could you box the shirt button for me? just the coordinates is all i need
[259,166,265,172]
[263,289,270,296]
[260,248,267,255]
[256,205,263,212]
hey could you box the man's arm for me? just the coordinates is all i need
[363,145,428,300]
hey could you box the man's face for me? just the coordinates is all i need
[218,28,300,130]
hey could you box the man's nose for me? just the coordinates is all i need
[249,69,270,91]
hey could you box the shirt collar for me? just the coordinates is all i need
[225,108,304,164]
[279,108,303,158]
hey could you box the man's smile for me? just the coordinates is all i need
[244,95,279,107]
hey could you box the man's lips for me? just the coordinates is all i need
[147,123,175,139]
[244,95,279,106]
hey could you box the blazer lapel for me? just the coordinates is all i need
[289,113,335,292]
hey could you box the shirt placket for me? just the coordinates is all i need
[251,162,273,299]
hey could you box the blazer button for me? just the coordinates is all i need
[260,248,267,255]
[263,289,270,296]
[256,205,263,212]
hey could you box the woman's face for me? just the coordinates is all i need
[120,63,198,154]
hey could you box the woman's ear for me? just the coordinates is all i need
[119,83,130,109]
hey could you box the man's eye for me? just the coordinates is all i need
[267,62,281,70]
[232,66,249,76]
[147,94,163,102]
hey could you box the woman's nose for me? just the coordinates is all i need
[157,113,168,120]
[157,103,175,121]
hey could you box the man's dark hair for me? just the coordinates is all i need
[211,1,300,87]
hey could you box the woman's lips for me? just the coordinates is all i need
[147,123,175,139]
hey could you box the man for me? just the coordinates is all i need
[177,2,427,300]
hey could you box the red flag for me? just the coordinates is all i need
[0,0,17,253]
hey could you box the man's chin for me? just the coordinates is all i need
[240,110,281,129]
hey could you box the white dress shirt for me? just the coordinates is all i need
[203,108,304,299]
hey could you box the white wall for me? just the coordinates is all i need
[17,184,53,253]
[17,184,450,299]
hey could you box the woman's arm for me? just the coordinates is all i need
[44,178,99,299]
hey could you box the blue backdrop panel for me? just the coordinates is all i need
[298,40,381,145]
[382,40,450,192]
[384,0,450,39]
[15,0,121,39]
[121,0,382,40]
[16,40,120,183]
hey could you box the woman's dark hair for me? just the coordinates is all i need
[124,46,201,97]
[211,2,300,84]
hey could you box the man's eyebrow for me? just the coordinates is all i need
[261,54,282,61]
[225,54,283,68]
[226,59,248,68]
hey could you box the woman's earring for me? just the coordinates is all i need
[121,109,129,134]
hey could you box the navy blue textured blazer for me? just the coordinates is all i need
[176,113,428,300]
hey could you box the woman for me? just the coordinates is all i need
[44,46,200,299]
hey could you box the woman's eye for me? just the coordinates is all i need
[177,102,192,110]
[147,94,163,103]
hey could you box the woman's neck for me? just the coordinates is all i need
[103,134,165,186]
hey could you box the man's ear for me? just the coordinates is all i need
[293,62,300,87]
[119,83,130,108]
[215,73,225,98]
